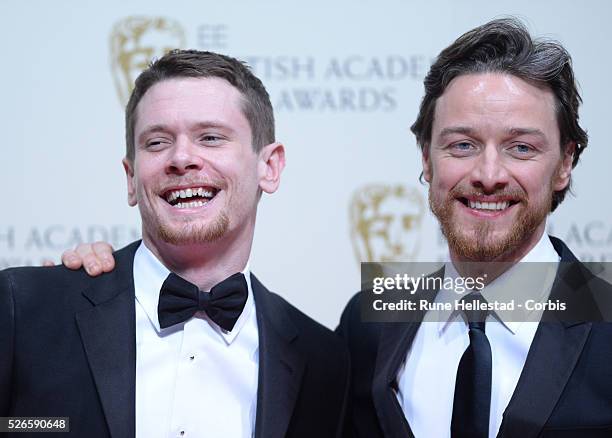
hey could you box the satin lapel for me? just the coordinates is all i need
[75,242,139,438]
[498,238,594,438]
[372,321,418,438]
[497,320,591,437]
[372,271,442,438]
[251,275,304,438]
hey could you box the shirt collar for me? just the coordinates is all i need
[133,241,255,345]
[437,229,560,335]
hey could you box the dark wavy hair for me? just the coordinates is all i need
[411,18,588,211]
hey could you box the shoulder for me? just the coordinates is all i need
[251,275,348,363]
[0,241,139,310]
[549,235,612,320]
[262,287,348,352]
[337,291,386,364]
[1,264,94,297]
[337,291,384,339]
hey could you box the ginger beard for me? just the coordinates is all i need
[139,177,231,246]
[156,210,229,245]
[428,171,556,261]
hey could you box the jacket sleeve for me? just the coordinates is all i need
[0,270,15,415]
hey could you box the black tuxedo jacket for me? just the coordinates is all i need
[0,241,350,438]
[337,237,612,438]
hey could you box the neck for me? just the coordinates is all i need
[449,222,547,284]
[142,221,255,291]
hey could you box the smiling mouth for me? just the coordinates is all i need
[163,186,219,209]
[458,197,518,212]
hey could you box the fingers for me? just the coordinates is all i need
[92,241,115,273]
[42,259,55,267]
[61,249,82,270]
[61,241,115,276]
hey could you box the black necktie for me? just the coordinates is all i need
[158,272,248,332]
[451,293,492,438]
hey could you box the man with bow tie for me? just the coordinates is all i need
[0,50,349,438]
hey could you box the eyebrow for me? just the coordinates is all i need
[138,125,170,143]
[438,126,476,138]
[437,126,547,139]
[504,127,546,139]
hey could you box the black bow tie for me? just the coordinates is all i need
[158,272,248,331]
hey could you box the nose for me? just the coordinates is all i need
[166,135,204,175]
[469,145,509,192]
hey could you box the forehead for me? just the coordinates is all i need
[134,77,250,135]
[432,73,558,138]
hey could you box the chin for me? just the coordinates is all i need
[155,214,230,245]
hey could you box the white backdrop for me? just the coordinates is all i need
[2,0,611,327]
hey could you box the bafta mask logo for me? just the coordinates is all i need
[110,16,186,106]
[350,184,425,262]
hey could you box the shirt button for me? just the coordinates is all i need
[189,355,195,360]
[180,431,185,436]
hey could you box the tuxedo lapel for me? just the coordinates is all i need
[251,275,305,438]
[497,320,591,437]
[372,321,418,438]
[498,237,595,437]
[75,242,139,438]
[372,269,444,438]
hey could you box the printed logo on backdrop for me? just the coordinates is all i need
[0,225,140,269]
[110,16,187,106]
[245,55,429,112]
[109,16,429,111]
[548,221,612,262]
[349,184,425,263]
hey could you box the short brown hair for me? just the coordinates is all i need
[411,18,588,211]
[125,49,275,161]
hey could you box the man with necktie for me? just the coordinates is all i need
[46,18,612,438]
[0,50,349,438]
[338,18,612,437]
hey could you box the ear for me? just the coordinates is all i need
[553,142,575,191]
[421,145,432,183]
[257,142,286,194]
[122,158,138,206]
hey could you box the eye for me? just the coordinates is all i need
[144,138,171,150]
[448,141,477,156]
[199,134,225,145]
[507,143,536,158]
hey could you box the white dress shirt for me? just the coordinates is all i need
[396,231,560,438]
[133,242,259,438]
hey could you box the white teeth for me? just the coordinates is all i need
[173,200,208,209]
[468,200,509,211]
[166,187,217,203]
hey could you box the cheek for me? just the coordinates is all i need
[430,158,470,190]
[511,163,557,196]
